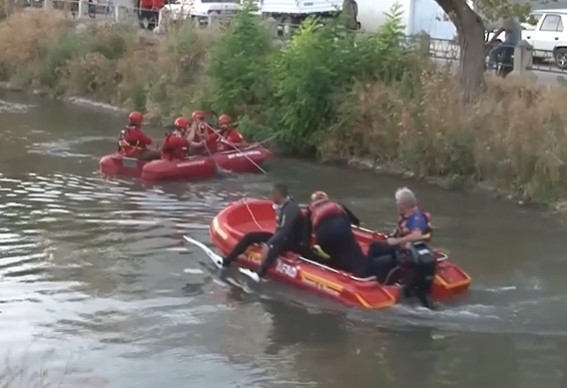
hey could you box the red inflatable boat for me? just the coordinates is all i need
[209,199,471,310]
[99,143,272,181]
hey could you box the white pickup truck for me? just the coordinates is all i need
[487,9,567,69]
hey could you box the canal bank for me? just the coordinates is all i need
[1,8,567,209]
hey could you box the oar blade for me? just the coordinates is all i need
[183,235,223,269]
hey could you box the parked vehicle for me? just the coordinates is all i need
[252,0,342,36]
[159,0,240,27]
[355,0,463,40]
[487,9,567,70]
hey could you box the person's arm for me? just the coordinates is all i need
[340,203,360,226]
[266,203,301,248]
[487,27,505,45]
[137,130,153,146]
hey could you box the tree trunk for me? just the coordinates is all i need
[435,0,486,101]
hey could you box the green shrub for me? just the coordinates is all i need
[206,0,274,117]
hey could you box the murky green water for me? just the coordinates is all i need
[1,91,567,387]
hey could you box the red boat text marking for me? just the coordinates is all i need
[276,261,298,278]
[176,160,207,167]
[226,150,262,160]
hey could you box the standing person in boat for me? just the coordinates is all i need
[366,187,436,308]
[221,183,304,282]
[303,191,366,275]
[208,114,247,153]
[161,117,191,161]
[119,111,160,161]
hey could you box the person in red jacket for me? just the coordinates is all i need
[189,111,211,154]
[161,117,190,160]
[119,111,160,160]
[210,114,247,152]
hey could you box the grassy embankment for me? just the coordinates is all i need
[0,5,566,207]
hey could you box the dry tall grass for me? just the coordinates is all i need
[324,71,567,202]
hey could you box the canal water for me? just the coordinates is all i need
[1,91,567,388]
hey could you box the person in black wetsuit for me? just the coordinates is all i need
[302,191,367,276]
[221,183,304,281]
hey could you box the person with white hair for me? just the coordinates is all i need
[366,187,432,279]
[303,190,366,275]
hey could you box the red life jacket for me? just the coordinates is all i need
[118,126,142,157]
[395,209,432,241]
[308,199,345,229]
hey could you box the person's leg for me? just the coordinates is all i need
[223,231,273,267]
[257,240,286,277]
[488,44,504,70]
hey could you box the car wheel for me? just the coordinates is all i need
[554,48,567,70]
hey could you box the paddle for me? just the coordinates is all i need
[205,124,268,175]
[183,235,223,269]
[183,235,262,282]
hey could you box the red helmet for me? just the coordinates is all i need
[191,111,206,121]
[310,191,328,201]
[174,116,190,130]
[218,114,232,126]
[128,111,143,126]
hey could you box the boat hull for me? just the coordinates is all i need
[210,199,471,310]
[100,144,272,181]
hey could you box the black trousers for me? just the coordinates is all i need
[223,232,298,277]
[315,216,366,276]
[366,241,399,283]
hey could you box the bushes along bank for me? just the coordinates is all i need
[1,6,567,204]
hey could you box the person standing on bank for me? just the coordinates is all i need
[222,184,304,282]
[486,13,522,71]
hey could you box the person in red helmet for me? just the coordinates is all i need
[119,111,160,160]
[210,114,246,152]
[303,191,365,274]
[188,110,210,154]
[161,117,190,160]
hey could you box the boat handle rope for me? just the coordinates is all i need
[242,197,266,232]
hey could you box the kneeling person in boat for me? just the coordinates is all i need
[119,111,160,161]
[222,184,304,281]
[304,191,366,276]
[161,117,190,160]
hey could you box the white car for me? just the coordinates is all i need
[486,10,567,69]
[160,0,240,24]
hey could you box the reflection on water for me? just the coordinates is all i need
[1,91,567,387]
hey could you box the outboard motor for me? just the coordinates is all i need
[399,242,437,309]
